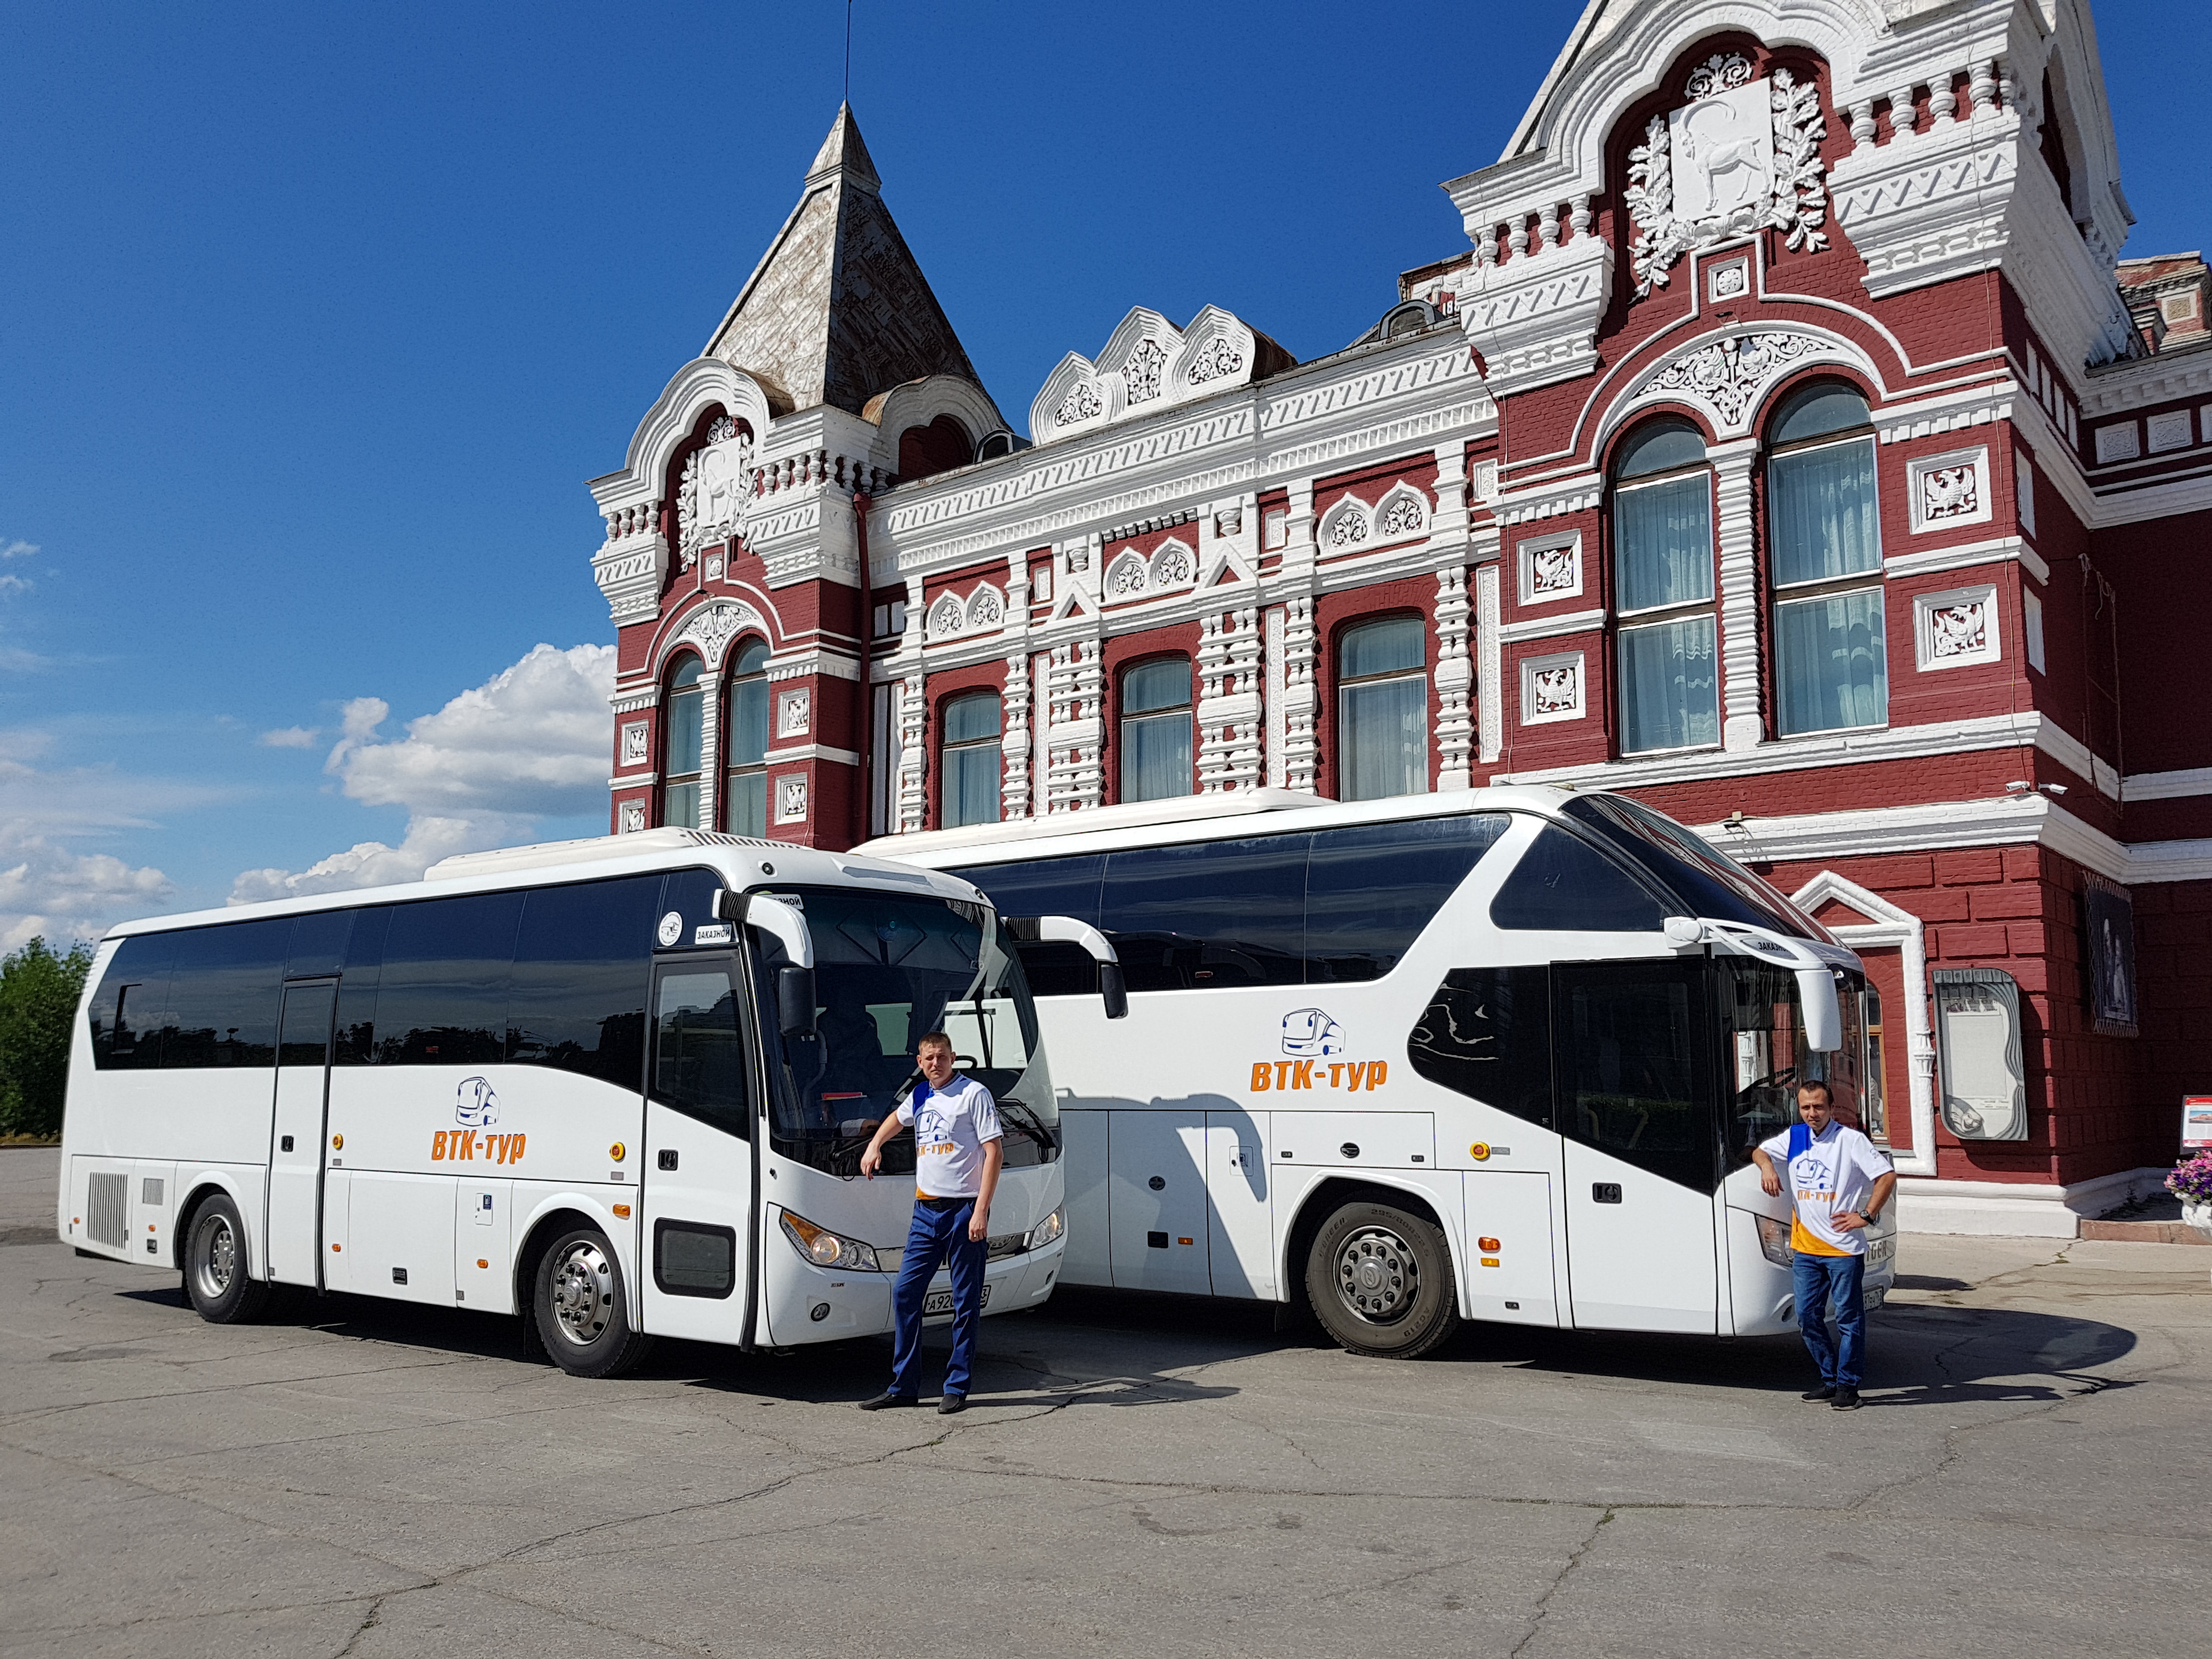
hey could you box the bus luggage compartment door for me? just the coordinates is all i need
[1462,1171,1558,1326]
[1058,1110,1110,1288]
[1107,1109,1210,1294]
[1205,1110,1273,1299]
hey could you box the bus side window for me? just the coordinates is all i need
[1553,961,1718,1192]
[1407,966,1553,1127]
[949,855,1105,996]
[1099,836,1308,992]
[88,934,175,1071]
[371,892,522,1066]
[157,919,288,1070]
[1489,826,1666,933]
[1306,815,1510,982]
[509,876,659,1089]
[332,907,390,1065]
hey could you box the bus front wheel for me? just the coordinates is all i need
[183,1194,271,1324]
[533,1226,654,1378]
[1304,1201,1458,1359]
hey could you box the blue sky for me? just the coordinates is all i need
[4,1,2207,946]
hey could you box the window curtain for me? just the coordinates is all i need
[1776,589,1887,735]
[1339,676,1428,801]
[942,695,1003,828]
[1618,616,1719,753]
[1769,438,1880,586]
[664,682,704,829]
[723,674,768,835]
[1121,712,1193,803]
[1614,475,1713,611]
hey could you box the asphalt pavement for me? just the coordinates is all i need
[2,1146,2205,1658]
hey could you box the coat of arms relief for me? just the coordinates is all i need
[1625,53,1830,299]
[676,414,755,567]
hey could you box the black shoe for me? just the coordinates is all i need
[859,1390,917,1411]
[1801,1385,1837,1402]
[1831,1388,1863,1410]
[938,1393,968,1414]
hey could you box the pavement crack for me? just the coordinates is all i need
[1509,1504,1613,1658]
[331,1594,383,1658]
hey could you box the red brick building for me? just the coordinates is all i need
[584,1,2208,1235]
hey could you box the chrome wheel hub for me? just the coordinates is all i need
[550,1241,614,1346]
[1335,1226,1417,1324]
[195,1215,235,1300]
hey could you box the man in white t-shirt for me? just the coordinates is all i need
[1752,1080,1895,1410]
[856,1031,1003,1414]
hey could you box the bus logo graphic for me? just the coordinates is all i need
[1281,1008,1344,1058]
[656,910,685,948]
[456,1076,499,1127]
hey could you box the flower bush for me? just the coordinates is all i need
[2166,1152,2212,1207]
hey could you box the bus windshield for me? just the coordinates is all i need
[763,888,1054,1177]
[1723,960,1874,1166]
[1564,794,1830,942]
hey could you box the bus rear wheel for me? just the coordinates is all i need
[1304,1201,1458,1359]
[183,1195,271,1324]
[533,1226,654,1379]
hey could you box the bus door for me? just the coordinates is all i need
[266,978,338,1288]
[639,955,756,1342]
[1553,960,1719,1334]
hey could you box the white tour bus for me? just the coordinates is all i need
[864,785,1896,1358]
[57,830,1115,1376]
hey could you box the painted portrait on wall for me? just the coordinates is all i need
[2083,877,2140,1038]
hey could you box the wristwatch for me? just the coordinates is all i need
[1861,1208,1880,1225]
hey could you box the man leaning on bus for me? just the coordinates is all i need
[856,1030,1003,1414]
[1752,1080,1897,1411]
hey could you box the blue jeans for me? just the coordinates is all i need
[1792,1250,1866,1389]
[888,1198,988,1398]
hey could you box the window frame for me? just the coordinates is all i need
[1609,421,1721,758]
[939,688,1005,830]
[1334,613,1431,803]
[1116,653,1195,804]
[721,637,771,837]
[661,653,707,830]
[1762,384,1888,739]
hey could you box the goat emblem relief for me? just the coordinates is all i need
[456,1076,499,1127]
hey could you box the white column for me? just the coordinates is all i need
[1476,562,1503,764]
[696,670,722,829]
[1712,439,1765,753]
[1000,652,1031,821]
[1434,567,1473,789]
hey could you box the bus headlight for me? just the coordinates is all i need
[780,1211,882,1273]
[1752,1213,1792,1268]
[1027,1207,1064,1251]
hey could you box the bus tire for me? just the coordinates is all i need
[1303,1200,1458,1360]
[533,1226,653,1378]
[183,1194,271,1325]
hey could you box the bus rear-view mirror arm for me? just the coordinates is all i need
[719,890,819,1036]
[1007,914,1128,1020]
[1669,914,1844,1052]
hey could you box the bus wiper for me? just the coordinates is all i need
[997,1097,1058,1154]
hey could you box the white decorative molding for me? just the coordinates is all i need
[1434,567,1473,789]
[1455,234,1613,400]
[2124,766,2212,804]
[1906,444,1991,533]
[924,582,1007,642]
[1264,606,1288,788]
[1373,481,1431,544]
[1519,649,1584,725]
[619,800,647,834]
[1029,304,1265,444]
[1914,584,2000,670]
[1318,494,1372,551]
[1280,595,1319,793]
[1002,652,1034,821]
[619,720,650,767]
[2146,408,2193,455]
[2013,448,2036,540]
[775,775,809,825]
[1196,606,1263,794]
[896,673,927,836]
[1516,529,1582,606]
[677,428,755,561]
[1496,605,1605,645]
[760,743,860,766]
[1712,444,1763,752]
[1707,255,1751,304]
[1627,331,1820,435]
[1475,563,1503,765]
[2092,421,2140,465]
[776,687,811,739]
[1883,532,2046,585]
[664,598,769,673]
[1042,638,1105,813]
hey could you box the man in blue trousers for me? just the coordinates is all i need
[856,1030,1003,1414]
[1752,1079,1896,1411]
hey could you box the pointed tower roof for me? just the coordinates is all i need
[703,104,982,417]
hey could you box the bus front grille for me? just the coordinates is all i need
[87,1173,128,1248]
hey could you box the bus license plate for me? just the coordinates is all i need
[924,1285,991,1316]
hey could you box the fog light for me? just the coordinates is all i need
[810,1302,831,1322]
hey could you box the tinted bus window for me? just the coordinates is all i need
[286,909,356,979]
[1098,836,1308,992]
[950,854,1104,996]
[1305,815,1508,981]
[370,892,522,1065]
[1489,826,1666,933]
[332,906,390,1065]
[1408,965,1553,1127]
[1563,793,1823,940]
[509,876,657,1088]
[88,934,176,1071]
[159,920,287,1069]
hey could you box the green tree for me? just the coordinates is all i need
[0,937,94,1139]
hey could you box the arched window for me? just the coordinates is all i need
[1611,417,1719,754]
[897,415,973,482]
[940,691,1002,828]
[662,657,705,829]
[723,639,771,836]
[1119,657,1193,803]
[1337,616,1429,802]
[1766,382,1886,736]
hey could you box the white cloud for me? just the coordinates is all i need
[0,827,174,953]
[1,540,35,560]
[229,643,615,902]
[0,574,29,598]
[258,725,321,748]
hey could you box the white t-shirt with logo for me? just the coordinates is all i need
[1758,1120,1891,1257]
[898,1074,1003,1199]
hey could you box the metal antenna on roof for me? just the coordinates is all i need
[844,0,854,105]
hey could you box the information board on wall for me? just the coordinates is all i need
[2185,1096,2212,1151]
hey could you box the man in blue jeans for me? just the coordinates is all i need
[1752,1080,1896,1410]
[855,1030,1003,1414]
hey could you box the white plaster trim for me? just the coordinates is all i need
[2124,766,2212,803]
[1912,584,2001,672]
[1905,444,1993,534]
[1893,1169,2171,1239]
[1518,649,1585,725]
[1788,871,1936,1179]
[761,743,861,766]
[1883,532,2048,585]
[1516,528,1583,606]
[1497,605,1606,644]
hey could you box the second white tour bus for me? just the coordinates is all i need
[58,831,1115,1375]
[866,785,1896,1358]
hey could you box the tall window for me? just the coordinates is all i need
[941,691,1002,828]
[1337,615,1428,801]
[1119,657,1193,803]
[1612,419,1719,753]
[723,639,770,836]
[1767,382,1886,736]
[662,657,705,829]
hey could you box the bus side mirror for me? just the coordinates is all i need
[777,966,817,1037]
[1009,914,1128,1021]
[1797,967,1842,1052]
[1100,961,1128,1022]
